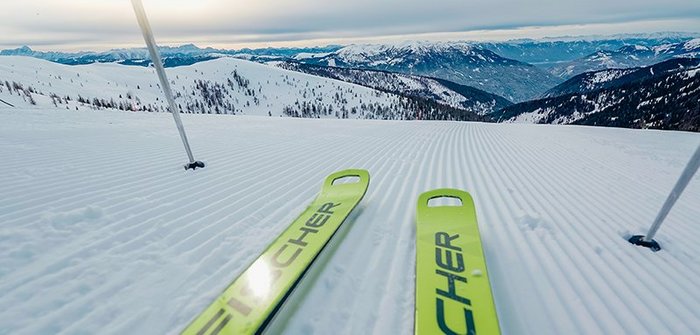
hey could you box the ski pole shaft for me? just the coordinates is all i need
[644,143,700,241]
[131,0,196,163]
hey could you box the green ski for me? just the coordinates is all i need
[415,189,500,335]
[182,169,370,335]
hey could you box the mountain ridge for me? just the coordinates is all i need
[496,59,700,132]
[297,42,560,102]
[275,60,512,115]
[549,38,700,78]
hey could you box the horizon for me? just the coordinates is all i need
[2,0,699,52]
[4,29,700,54]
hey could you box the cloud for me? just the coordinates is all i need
[1,0,699,51]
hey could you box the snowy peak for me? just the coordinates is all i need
[652,38,700,57]
[551,38,700,78]
[542,68,637,98]
[617,44,652,53]
[545,57,700,98]
[684,38,700,51]
[501,57,700,131]
[582,45,653,64]
[321,41,505,68]
[334,41,478,60]
[0,45,34,56]
[299,41,558,102]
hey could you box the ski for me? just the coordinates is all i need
[182,169,370,335]
[415,189,500,335]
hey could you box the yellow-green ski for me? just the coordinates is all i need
[415,189,500,335]
[182,169,370,335]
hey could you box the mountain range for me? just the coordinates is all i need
[549,39,700,78]
[1,33,698,131]
[275,61,512,115]
[0,44,342,67]
[476,33,695,67]
[496,58,700,131]
[295,42,559,102]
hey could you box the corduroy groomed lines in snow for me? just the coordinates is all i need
[1,108,698,334]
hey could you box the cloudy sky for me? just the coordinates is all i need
[2,0,700,51]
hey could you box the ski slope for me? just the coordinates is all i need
[1,107,699,335]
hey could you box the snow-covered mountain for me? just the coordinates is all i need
[0,56,484,121]
[297,41,560,102]
[4,35,698,105]
[543,58,700,98]
[0,44,342,67]
[550,39,700,78]
[0,44,216,66]
[476,34,696,67]
[5,33,696,70]
[275,61,512,115]
[496,59,700,131]
[550,46,656,78]
[655,38,700,59]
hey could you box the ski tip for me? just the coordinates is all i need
[417,188,474,211]
[628,235,661,252]
[414,188,500,335]
[323,169,370,189]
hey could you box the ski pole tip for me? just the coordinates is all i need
[628,235,661,252]
[184,161,206,171]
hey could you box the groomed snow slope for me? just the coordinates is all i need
[1,108,699,335]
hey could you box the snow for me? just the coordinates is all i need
[1,106,699,334]
[653,43,675,55]
[329,41,477,65]
[270,62,500,115]
[293,52,330,60]
[511,107,550,123]
[0,56,406,119]
[686,68,700,78]
[588,51,618,67]
[587,69,635,86]
[684,38,700,51]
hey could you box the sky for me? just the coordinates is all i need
[1,0,700,51]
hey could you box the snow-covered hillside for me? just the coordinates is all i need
[542,68,637,98]
[543,58,700,99]
[275,61,512,115]
[500,58,700,132]
[0,56,442,120]
[1,106,699,334]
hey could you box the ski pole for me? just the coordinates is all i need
[630,143,700,251]
[131,0,205,171]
